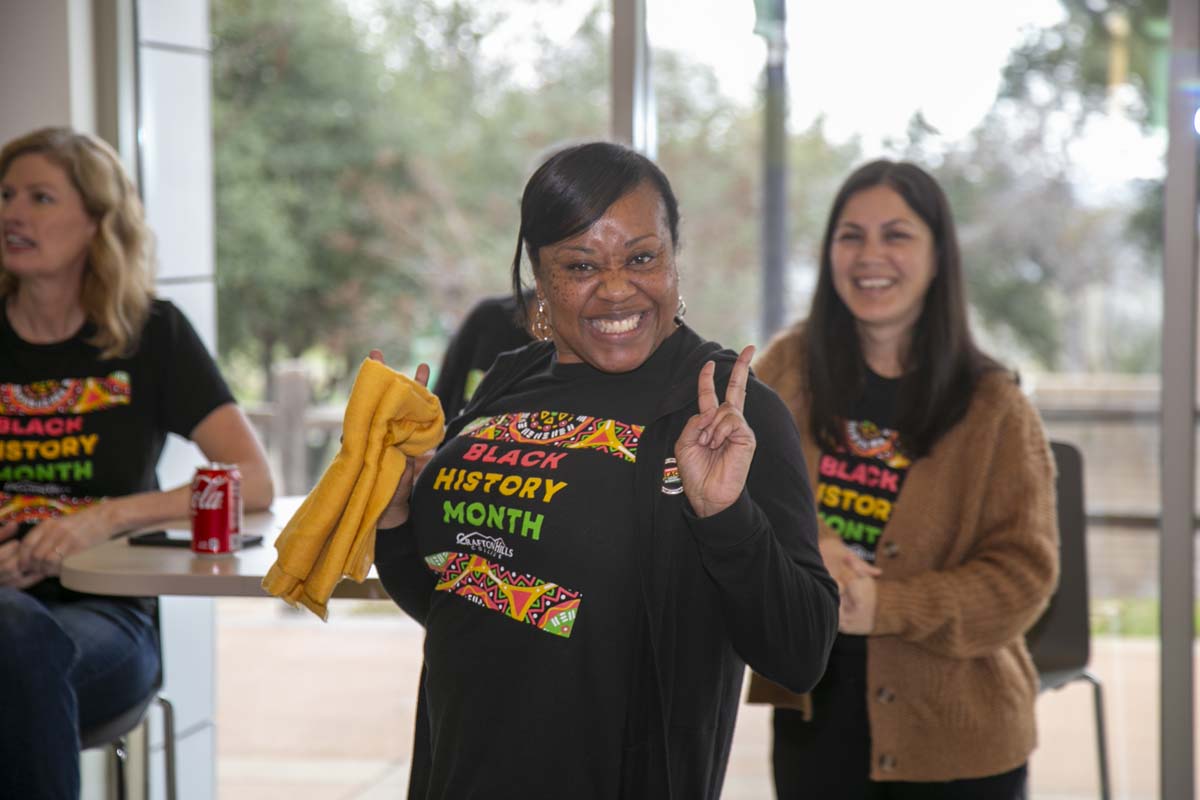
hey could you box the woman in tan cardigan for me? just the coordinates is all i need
[749,160,1058,799]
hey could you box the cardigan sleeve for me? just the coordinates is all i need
[871,392,1060,659]
[685,380,840,692]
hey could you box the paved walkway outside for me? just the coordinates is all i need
[216,598,1166,799]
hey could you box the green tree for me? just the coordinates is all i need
[208,0,873,410]
[874,0,1168,373]
[212,0,413,399]
[1001,0,1169,128]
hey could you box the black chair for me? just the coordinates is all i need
[1025,441,1110,800]
[79,605,177,800]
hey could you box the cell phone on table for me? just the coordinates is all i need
[127,530,263,548]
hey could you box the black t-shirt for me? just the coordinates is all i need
[0,298,233,530]
[432,293,533,421]
[410,329,685,797]
[816,369,911,659]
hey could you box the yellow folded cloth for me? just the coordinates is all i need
[262,357,444,620]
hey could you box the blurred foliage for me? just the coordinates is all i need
[891,111,1153,372]
[1090,597,1200,638]
[1001,0,1169,128]
[213,0,399,399]
[992,0,1168,372]
[212,0,1166,401]
[212,0,609,401]
[879,0,1167,374]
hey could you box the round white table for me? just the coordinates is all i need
[60,495,388,599]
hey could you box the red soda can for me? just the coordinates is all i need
[190,463,243,556]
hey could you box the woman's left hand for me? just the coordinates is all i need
[674,345,757,518]
[16,506,114,578]
[0,522,43,589]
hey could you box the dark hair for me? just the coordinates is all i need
[805,159,1003,458]
[509,141,679,324]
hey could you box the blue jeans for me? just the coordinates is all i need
[0,584,159,800]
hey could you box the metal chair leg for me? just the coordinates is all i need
[111,737,129,800]
[139,714,151,800]
[157,694,178,800]
[1081,670,1111,800]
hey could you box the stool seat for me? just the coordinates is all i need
[79,693,156,751]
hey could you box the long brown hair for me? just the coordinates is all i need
[0,127,153,358]
[805,160,1003,458]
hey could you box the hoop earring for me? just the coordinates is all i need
[531,296,554,342]
[676,296,687,320]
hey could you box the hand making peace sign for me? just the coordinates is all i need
[674,345,757,518]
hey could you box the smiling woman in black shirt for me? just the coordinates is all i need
[373,141,838,799]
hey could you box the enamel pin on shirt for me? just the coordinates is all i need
[661,457,683,495]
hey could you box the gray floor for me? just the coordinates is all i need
[215,598,1158,799]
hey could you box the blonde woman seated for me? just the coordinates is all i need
[0,127,273,799]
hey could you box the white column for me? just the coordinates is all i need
[610,0,656,156]
[0,0,96,145]
[1160,2,1200,797]
[1,2,219,797]
[135,2,219,798]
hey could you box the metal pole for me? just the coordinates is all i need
[610,0,654,156]
[1160,2,1199,797]
[759,0,787,340]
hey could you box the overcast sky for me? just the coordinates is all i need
[649,0,1067,145]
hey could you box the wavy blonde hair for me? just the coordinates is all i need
[0,127,154,358]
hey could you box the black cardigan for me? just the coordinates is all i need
[375,325,838,799]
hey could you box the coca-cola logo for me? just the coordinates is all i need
[192,475,227,511]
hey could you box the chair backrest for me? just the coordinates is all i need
[1025,440,1090,681]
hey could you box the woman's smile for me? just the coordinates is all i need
[536,181,679,374]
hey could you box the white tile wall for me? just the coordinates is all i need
[139,48,214,282]
[137,1,218,795]
[0,1,81,144]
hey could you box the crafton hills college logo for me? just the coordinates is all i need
[455,531,514,560]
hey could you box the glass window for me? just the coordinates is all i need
[210,1,607,794]
[212,0,608,407]
[651,1,1167,796]
[208,0,1170,794]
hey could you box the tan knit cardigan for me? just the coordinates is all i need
[747,324,1059,782]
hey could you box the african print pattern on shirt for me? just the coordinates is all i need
[461,411,642,463]
[0,372,131,415]
[425,551,582,638]
[0,373,132,522]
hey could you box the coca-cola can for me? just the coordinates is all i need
[190,463,243,556]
